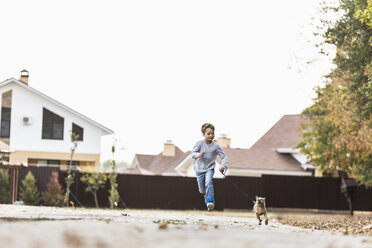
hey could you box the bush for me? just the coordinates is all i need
[81,168,107,208]
[43,172,64,206]
[0,169,10,204]
[19,171,41,205]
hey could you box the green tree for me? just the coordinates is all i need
[108,142,120,209]
[0,169,10,204]
[355,0,372,26]
[43,172,64,206]
[64,131,80,207]
[298,0,372,186]
[19,171,41,205]
[80,168,107,208]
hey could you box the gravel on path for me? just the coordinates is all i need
[0,205,371,248]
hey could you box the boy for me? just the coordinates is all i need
[192,123,228,211]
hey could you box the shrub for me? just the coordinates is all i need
[43,172,64,206]
[0,169,10,204]
[81,168,107,208]
[19,171,41,205]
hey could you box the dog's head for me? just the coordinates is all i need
[254,196,266,206]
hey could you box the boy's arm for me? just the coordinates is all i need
[191,141,201,159]
[216,144,228,168]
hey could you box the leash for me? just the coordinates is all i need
[221,167,254,203]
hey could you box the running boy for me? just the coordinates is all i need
[192,123,228,211]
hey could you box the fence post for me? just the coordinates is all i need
[9,167,19,204]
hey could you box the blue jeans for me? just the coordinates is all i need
[195,169,215,205]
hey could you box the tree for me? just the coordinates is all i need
[80,168,107,208]
[64,131,80,207]
[108,142,120,209]
[355,0,372,26]
[0,169,10,204]
[298,0,372,186]
[43,172,64,206]
[19,171,41,205]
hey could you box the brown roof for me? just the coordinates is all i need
[135,146,190,175]
[216,147,250,168]
[218,115,306,171]
[124,115,306,175]
[121,167,142,175]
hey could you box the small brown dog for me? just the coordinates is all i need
[253,196,269,225]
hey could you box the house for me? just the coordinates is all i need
[173,135,238,178]
[0,70,113,170]
[126,137,255,178]
[128,115,315,178]
[226,114,314,176]
[126,115,315,177]
[176,115,314,177]
[128,140,190,176]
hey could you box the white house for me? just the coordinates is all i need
[0,70,113,170]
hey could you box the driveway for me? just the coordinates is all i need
[0,205,370,248]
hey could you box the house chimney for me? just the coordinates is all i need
[163,140,176,157]
[216,134,230,148]
[19,69,29,85]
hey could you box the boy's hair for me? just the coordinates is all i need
[201,123,215,134]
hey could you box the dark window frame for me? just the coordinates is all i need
[72,123,84,141]
[42,108,64,140]
[1,90,12,139]
[0,107,11,138]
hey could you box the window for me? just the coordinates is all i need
[42,108,64,140]
[0,107,11,138]
[72,161,80,166]
[35,159,60,167]
[1,90,12,139]
[69,161,81,171]
[72,123,84,141]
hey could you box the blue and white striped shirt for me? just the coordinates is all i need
[192,140,228,173]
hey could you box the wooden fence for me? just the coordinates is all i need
[11,166,372,211]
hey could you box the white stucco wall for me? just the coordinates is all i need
[0,81,104,154]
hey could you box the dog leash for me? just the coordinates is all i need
[221,167,254,203]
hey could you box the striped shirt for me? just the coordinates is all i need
[192,140,228,173]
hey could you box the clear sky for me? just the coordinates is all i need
[0,0,335,164]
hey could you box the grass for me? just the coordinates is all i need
[188,208,372,236]
[269,210,372,235]
[129,207,372,235]
[32,216,54,221]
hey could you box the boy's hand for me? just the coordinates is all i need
[219,167,225,173]
[199,152,205,158]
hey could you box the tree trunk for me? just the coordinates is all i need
[347,196,354,216]
[94,191,99,208]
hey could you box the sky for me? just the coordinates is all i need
[0,0,336,164]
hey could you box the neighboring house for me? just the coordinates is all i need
[0,70,113,170]
[128,140,190,176]
[126,115,315,178]
[175,115,314,177]
[127,138,246,179]
[174,139,249,178]
[221,114,314,177]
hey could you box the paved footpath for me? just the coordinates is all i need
[0,205,371,248]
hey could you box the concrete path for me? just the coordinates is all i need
[0,205,371,248]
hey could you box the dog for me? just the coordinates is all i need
[253,196,269,225]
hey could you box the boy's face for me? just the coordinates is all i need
[203,128,215,143]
